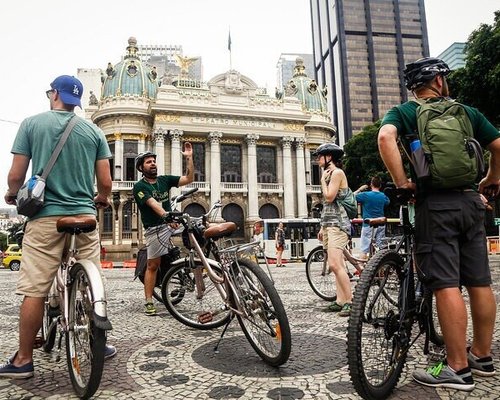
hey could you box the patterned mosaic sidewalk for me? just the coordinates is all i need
[0,259,498,399]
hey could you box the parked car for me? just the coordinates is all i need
[2,244,22,271]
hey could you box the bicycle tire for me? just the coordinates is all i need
[161,261,231,330]
[305,246,337,301]
[231,258,291,367]
[41,302,57,353]
[347,250,410,400]
[66,264,106,400]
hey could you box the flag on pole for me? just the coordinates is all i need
[228,30,232,51]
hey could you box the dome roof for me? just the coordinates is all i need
[101,37,158,99]
[283,57,328,113]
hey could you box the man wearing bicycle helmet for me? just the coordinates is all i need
[379,57,499,390]
[133,143,194,315]
[313,143,353,317]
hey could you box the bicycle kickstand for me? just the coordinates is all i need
[213,314,235,353]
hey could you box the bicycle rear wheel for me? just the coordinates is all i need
[161,261,231,330]
[231,258,291,367]
[347,250,410,400]
[66,264,106,400]
[305,246,336,301]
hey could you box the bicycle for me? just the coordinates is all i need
[305,217,389,301]
[39,216,113,400]
[347,188,444,400]
[134,188,198,304]
[160,196,292,367]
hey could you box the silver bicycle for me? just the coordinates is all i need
[40,216,112,400]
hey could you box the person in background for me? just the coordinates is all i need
[313,143,353,317]
[354,176,390,259]
[133,144,194,316]
[379,57,498,391]
[275,222,286,267]
[0,75,116,379]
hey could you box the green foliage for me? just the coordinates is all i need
[7,222,24,244]
[0,232,7,251]
[447,11,500,127]
[343,120,390,189]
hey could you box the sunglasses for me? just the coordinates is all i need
[45,89,56,98]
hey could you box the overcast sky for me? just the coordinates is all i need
[0,0,498,207]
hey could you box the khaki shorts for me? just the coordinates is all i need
[322,226,349,250]
[16,215,101,298]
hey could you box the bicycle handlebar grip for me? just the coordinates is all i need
[162,211,184,223]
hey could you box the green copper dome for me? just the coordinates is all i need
[284,57,328,113]
[101,37,158,99]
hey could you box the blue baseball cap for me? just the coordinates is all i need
[50,75,83,108]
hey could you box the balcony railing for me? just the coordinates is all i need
[220,182,248,192]
[306,185,322,194]
[111,181,135,190]
[258,183,283,193]
[182,182,210,192]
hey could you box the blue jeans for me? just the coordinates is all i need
[360,225,385,254]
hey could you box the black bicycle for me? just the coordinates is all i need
[347,188,444,400]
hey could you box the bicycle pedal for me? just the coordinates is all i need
[33,336,44,349]
[198,312,213,323]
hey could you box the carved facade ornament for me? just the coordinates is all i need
[224,70,243,94]
[169,129,184,141]
[156,114,181,123]
[139,132,149,140]
[88,91,98,106]
[153,128,167,142]
[208,131,223,144]
[245,134,259,146]
[284,123,304,132]
[284,81,298,97]
[113,132,122,141]
[174,55,199,77]
[295,137,306,149]
[281,136,294,149]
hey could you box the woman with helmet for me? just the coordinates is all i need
[379,57,499,390]
[133,143,194,316]
[313,142,353,317]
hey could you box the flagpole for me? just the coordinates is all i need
[228,28,232,70]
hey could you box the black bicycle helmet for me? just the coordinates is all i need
[403,57,451,91]
[135,151,156,171]
[312,143,344,161]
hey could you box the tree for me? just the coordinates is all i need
[343,120,390,190]
[447,11,500,127]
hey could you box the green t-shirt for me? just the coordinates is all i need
[133,175,180,228]
[381,100,500,190]
[11,111,112,219]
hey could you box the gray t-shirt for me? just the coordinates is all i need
[11,110,112,219]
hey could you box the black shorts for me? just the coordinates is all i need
[414,191,491,290]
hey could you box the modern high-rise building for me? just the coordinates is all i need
[437,42,466,70]
[310,0,430,144]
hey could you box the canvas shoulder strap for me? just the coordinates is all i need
[40,115,79,180]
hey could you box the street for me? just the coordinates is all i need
[0,260,499,399]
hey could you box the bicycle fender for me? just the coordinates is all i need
[170,257,221,269]
[72,260,113,330]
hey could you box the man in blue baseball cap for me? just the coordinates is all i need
[48,75,84,108]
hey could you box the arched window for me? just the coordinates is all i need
[259,204,279,219]
[184,203,206,217]
[122,201,132,238]
[222,203,244,237]
[102,207,113,239]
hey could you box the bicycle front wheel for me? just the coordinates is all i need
[305,246,336,301]
[161,261,231,330]
[231,258,291,367]
[347,250,409,400]
[66,264,106,400]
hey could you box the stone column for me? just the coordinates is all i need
[138,132,147,155]
[282,136,295,218]
[153,128,166,175]
[114,133,123,181]
[295,138,308,218]
[169,129,183,199]
[209,131,223,206]
[246,133,259,220]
